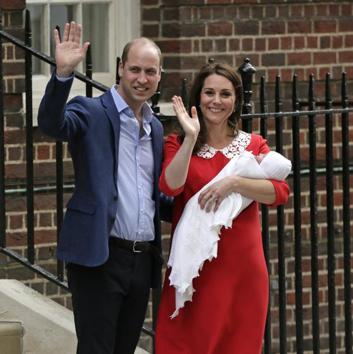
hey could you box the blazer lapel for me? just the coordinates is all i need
[101,91,120,193]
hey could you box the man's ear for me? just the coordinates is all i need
[118,62,124,78]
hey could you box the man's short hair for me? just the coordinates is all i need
[121,37,162,66]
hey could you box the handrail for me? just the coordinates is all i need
[0,30,108,92]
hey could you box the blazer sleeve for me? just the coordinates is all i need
[38,72,90,141]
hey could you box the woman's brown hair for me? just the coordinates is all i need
[180,62,243,154]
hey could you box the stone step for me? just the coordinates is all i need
[0,279,149,354]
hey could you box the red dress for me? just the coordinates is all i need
[155,131,289,354]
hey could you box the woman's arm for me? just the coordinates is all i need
[198,175,277,212]
[163,96,200,190]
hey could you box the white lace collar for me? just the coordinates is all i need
[197,130,251,159]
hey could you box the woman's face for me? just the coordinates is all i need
[199,74,236,128]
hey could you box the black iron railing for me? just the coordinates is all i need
[0,9,352,354]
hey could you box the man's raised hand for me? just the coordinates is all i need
[54,22,90,77]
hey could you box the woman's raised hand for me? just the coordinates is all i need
[172,96,200,140]
[54,22,90,77]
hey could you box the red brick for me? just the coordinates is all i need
[163,56,181,70]
[215,39,227,52]
[338,51,353,63]
[141,0,159,4]
[320,36,331,49]
[250,6,263,19]
[264,5,276,18]
[314,20,336,33]
[341,4,353,16]
[268,38,279,51]
[316,4,328,16]
[0,0,25,10]
[278,6,289,18]
[7,146,22,160]
[262,53,285,66]
[198,7,212,20]
[180,7,192,21]
[163,8,179,21]
[142,24,160,38]
[294,36,305,49]
[345,35,353,47]
[313,52,336,65]
[193,40,199,52]
[209,54,233,66]
[4,94,22,113]
[228,38,240,51]
[255,38,266,51]
[306,36,318,49]
[8,214,24,230]
[162,23,181,38]
[39,212,53,227]
[208,22,232,36]
[242,37,253,52]
[339,19,353,32]
[290,4,303,17]
[181,55,207,70]
[287,52,311,66]
[280,68,295,82]
[156,39,192,54]
[207,0,232,4]
[36,145,50,160]
[142,8,161,22]
[304,5,315,17]
[181,23,205,37]
[328,4,340,16]
[235,21,259,35]
[280,37,292,50]
[262,21,285,35]
[162,0,203,4]
[223,7,238,21]
[288,20,312,34]
[212,6,225,20]
[234,0,256,3]
[201,39,213,52]
[238,6,251,18]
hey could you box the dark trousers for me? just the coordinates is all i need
[67,240,152,354]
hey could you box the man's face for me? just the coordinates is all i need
[118,43,161,109]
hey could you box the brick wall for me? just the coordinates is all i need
[142,0,353,104]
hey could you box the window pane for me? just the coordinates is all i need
[82,4,109,72]
[27,5,45,74]
[49,5,75,57]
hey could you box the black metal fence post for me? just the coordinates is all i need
[324,73,336,354]
[274,75,287,354]
[238,58,256,132]
[0,14,5,248]
[292,74,304,354]
[341,72,352,354]
[308,74,320,354]
[260,76,271,354]
[24,10,35,264]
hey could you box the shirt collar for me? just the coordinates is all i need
[110,85,154,125]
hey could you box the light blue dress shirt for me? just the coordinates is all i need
[109,86,155,241]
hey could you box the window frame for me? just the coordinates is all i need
[26,0,141,123]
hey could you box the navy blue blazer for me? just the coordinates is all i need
[38,73,164,287]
